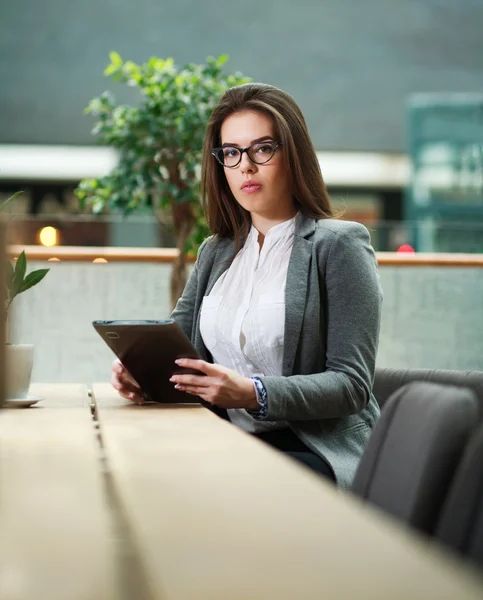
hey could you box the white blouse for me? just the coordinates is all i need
[199,216,297,433]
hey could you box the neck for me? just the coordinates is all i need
[250,207,297,251]
[250,207,297,237]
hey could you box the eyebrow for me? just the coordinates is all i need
[221,135,274,147]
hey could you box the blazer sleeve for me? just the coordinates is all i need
[169,238,210,340]
[260,223,383,421]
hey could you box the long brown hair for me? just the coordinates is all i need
[201,83,333,247]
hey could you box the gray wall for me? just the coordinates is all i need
[8,261,483,387]
[2,0,483,151]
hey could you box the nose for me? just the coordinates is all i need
[240,150,258,174]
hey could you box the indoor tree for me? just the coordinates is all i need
[76,53,250,308]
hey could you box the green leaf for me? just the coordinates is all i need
[104,51,123,76]
[92,198,106,214]
[0,190,24,212]
[6,260,14,289]
[110,51,123,66]
[18,269,50,294]
[104,64,118,77]
[11,251,27,298]
[216,54,229,66]
[148,56,164,69]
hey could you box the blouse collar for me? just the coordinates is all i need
[248,213,298,245]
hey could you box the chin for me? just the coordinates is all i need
[236,195,268,213]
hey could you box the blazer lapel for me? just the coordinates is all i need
[193,237,236,359]
[282,214,316,376]
[205,238,236,296]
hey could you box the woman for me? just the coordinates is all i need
[111,83,383,489]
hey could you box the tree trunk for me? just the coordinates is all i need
[170,201,195,311]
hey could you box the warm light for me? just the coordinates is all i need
[397,244,415,254]
[39,226,59,247]
[47,257,61,262]
[93,258,108,264]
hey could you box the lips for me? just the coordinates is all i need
[241,181,262,193]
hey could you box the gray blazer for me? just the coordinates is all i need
[171,213,383,488]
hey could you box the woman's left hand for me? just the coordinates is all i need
[169,359,259,410]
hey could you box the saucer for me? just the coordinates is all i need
[4,396,44,408]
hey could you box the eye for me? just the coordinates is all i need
[254,143,274,155]
[223,147,240,158]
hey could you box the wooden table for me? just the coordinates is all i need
[2,383,483,600]
[0,384,116,600]
[91,382,483,600]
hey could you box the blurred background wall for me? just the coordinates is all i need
[1,0,482,151]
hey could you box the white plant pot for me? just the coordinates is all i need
[5,344,34,400]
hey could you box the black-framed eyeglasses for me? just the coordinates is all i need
[211,141,282,168]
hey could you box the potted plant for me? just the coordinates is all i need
[2,192,49,403]
[75,53,251,308]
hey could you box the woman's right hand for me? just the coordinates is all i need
[110,359,145,404]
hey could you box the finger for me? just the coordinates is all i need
[174,358,215,375]
[121,387,144,404]
[128,392,145,405]
[112,374,141,396]
[174,384,198,393]
[122,390,142,403]
[119,370,140,389]
[170,374,215,387]
[110,372,123,391]
[113,360,137,386]
[113,383,144,404]
[112,359,124,374]
[111,373,143,401]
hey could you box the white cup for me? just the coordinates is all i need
[5,344,34,400]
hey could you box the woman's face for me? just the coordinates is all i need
[219,110,294,221]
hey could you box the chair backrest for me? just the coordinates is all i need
[373,367,483,417]
[352,381,478,534]
[435,423,483,568]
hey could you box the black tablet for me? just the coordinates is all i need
[92,319,203,403]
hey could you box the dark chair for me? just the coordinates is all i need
[373,367,483,415]
[435,423,483,569]
[352,381,478,534]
